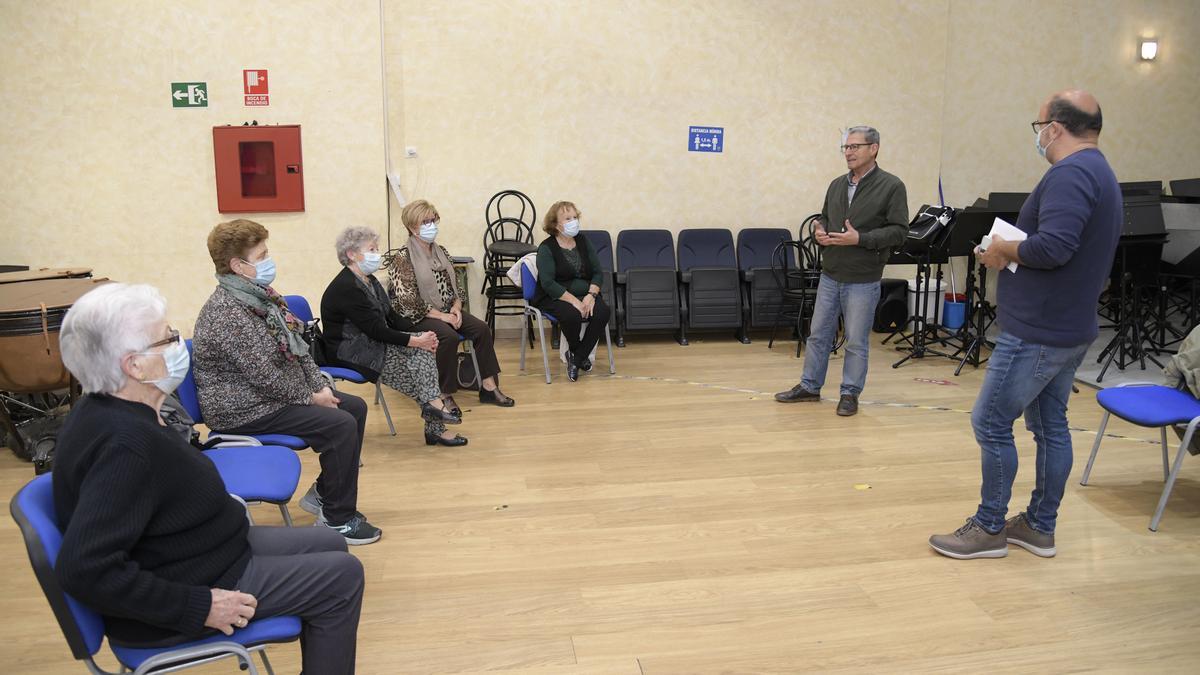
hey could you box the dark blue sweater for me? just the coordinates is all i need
[996,148,1122,347]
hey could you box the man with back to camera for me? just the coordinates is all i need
[775,126,909,416]
[929,89,1121,559]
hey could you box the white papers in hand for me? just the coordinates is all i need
[989,217,1027,273]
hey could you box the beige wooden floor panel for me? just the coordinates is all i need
[2,332,1197,673]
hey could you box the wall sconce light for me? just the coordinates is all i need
[1139,37,1158,61]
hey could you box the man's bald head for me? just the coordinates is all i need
[1044,89,1103,139]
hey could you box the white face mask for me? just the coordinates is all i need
[358,250,381,275]
[138,341,190,394]
[561,218,580,237]
[419,220,439,243]
[1034,124,1056,159]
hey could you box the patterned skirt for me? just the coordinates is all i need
[380,343,445,435]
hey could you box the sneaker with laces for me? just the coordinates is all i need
[321,514,382,546]
[1005,512,1056,557]
[929,518,1007,559]
[299,482,323,517]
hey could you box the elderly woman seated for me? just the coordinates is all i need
[193,219,380,545]
[533,200,611,382]
[54,283,364,675]
[321,225,467,447]
[384,200,513,415]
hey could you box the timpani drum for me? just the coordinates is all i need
[0,277,110,393]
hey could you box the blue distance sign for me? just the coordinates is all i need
[688,126,724,153]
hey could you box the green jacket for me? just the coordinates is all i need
[819,165,909,283]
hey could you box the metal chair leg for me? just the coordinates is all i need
[1079,411,1111,485]
[536,316,552,384]
[604,324,616,374]
[279,504,293,527]
[519,311,529,372]
[375,381,396,436]
[468,340,482,388]
[1161,426,1170,481]
[1150,420,1199,531]
[259,648,277,675]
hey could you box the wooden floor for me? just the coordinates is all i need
[2,332,1199,674]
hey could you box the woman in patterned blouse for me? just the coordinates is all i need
[384,200,513,415]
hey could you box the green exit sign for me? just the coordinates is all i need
[171,82,208,108]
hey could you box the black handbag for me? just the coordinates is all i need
[300,318,328,366]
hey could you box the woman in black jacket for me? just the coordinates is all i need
[533,201,611,382]
[321,226,466,446]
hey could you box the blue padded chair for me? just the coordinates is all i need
[10,473,301,674]
[736,228,793,331]
[179,339,303,526]
[518,262,615,384]
[180,340,308,452]
[615,229,682,345]
[203,446,301,527]
[580,230,618,334]
[677,228,744,344]
[283,294,396,436]
[1080,383,1200,531]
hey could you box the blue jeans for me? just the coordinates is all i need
[971,332,1090,534]
[800,274,880,397]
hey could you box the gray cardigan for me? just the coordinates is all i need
[193,286,327,431]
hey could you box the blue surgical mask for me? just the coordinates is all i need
[242,256,276,286]
[358,251,381,276]
[419,220,439,243]
[139,341,190,394]
[1034,124,1056,159]
[562,219,580,237]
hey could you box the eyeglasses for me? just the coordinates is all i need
[840,143,875,152]
[141,327,181,351]
[421,219,440,227]
[1030,119,1059,132]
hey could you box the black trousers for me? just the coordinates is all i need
[535,296,610,363]
[236,526,364,675]
[414,312,501,394]
[219,393,367,524]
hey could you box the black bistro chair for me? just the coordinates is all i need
[481,190,537,337]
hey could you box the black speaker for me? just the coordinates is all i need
[875,278,908,333]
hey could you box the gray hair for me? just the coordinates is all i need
[335,226,379,266]
[60,283,167,394]
[846,125,880,144]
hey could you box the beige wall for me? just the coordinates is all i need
[2,0,1197,332]
[386,0,951,317]
[0,0,386,331]
[939,0,1200,206]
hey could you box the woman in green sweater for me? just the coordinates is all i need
[532,201,610,382]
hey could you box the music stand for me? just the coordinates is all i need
[886,210,957,368]
[1095,185,1169,381]
[945,208,1002,374]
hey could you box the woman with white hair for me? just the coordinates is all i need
[53,283,364,675]
[321,225,468,447]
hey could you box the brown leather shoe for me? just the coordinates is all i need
[836,394,858,416]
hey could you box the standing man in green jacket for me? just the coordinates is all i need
[775,126,909,416]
